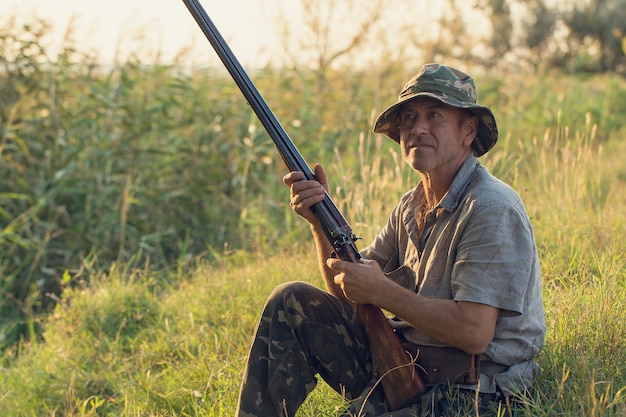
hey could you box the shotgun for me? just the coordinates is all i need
[181,0,425,410]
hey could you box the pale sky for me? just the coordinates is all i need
[3,0,288,66]
[3,0,476,71]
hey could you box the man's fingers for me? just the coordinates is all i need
[290,187,325,209]
[326,257,350,271]
[333,273,343,286]
[313,164,329,191]
[327,257,372,270]
[283,170,304,187]
[326,257,339,269]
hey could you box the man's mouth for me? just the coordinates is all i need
[408,142,432,150]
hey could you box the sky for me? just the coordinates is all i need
[3,0,471,71]
[3,0,289,66]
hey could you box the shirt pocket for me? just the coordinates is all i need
[383,264,416,291]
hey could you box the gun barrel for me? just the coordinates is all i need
[181,0,358,259]
[181,0,424,408]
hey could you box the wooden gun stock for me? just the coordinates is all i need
[181,0,425,409]
[341,247,425,410]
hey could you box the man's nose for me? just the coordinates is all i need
[409,116,428,134]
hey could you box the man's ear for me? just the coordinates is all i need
[462,115,479,147]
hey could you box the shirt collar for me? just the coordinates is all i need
[439,154,481,212]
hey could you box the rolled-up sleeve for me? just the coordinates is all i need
[451,202,535,316]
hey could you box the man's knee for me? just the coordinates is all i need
[263,281,325,323]
[269,280,318,299]
[266,281,320,309]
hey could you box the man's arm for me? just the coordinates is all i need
[384,286,499,354]
[283,164,346,299]
[327,258,499,354]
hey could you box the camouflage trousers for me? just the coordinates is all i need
[236,281,374,417]
[235,281,510,417]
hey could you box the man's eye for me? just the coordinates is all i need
[400,113,416,127]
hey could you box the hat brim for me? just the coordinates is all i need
[373,91,498,157]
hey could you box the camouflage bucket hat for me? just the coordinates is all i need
[373,63,498,157]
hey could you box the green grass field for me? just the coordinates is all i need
[1,123,625,416]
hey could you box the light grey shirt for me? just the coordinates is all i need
[361,155,546,394]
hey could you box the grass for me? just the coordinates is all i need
[1,121,625,416]
[0,248,623,416]
[0,253,315,416]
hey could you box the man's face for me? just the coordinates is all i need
[398,97,477,177]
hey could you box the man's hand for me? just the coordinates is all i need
[326,258,389,304]
[283,163,329,225]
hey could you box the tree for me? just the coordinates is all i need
[272,0,385,90]
[562,0,626,72]
[475,0,514,66]
[476,0,626,73]
[521,0,557,69]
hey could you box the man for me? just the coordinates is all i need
[236,64,546,416]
